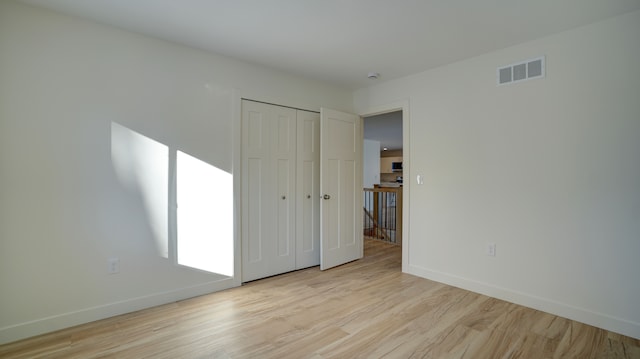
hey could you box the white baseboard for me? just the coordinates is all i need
[406,263,640,340]
[0,277,238,345]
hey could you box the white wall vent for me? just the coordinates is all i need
[497,56,545,85]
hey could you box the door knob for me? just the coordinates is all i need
[307,194,311,199]
[281,195,286,200]
[323,194,331,200]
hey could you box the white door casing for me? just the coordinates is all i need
[320,108,363,270]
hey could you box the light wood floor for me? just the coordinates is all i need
[2,240,639,358]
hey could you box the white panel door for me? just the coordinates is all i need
[242,100,296,282]
[320,108,363,270]
[296,110,320,268]
[273,107,297,275]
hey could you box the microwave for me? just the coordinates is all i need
[391,162,403,172]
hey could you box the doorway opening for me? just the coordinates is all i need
[363,110,403,252]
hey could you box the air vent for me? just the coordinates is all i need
[497,56,545,85]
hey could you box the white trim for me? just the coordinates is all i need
[406,263,640,340]
[231,89,243,287]
[0,277,236,345]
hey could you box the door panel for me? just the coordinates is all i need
[325,158,341,251]
[296,110,321,268]
[272,106,296,274]
[247,110,263,150]
[247,158,264,263]
[244,108,269,267]
[301,160,314,253]
[277,158,291,257]
[320,108,363,270]
[341,159,356,247]
[277,115,292,152]
[242,100,296,281]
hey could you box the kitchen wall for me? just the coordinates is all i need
[354,10,640,339]
[381,150,403,158]
[363,139,381,188]
[0,0,352,344]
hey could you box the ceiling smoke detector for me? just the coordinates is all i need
[367,72,380,79]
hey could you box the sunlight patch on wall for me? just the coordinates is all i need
[177,151,233,277]
[111,122,169,258]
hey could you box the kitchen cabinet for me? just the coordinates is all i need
[380,156,403,173]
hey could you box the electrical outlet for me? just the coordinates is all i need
[486,243,496,257]
[108,257,120,274]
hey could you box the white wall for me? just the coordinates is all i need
[355,10,640,339]
[363,139,380,188]
[0,1,352,344]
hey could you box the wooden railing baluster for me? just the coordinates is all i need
[363,186,402,244]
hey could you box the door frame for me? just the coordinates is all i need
[359,100,410,273]
[232,90,243,286]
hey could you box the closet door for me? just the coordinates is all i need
[295,110,320,268]
[242,100,296,282]
[320,108,363,270]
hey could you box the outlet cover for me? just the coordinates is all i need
[486,243,496,257]
[108,257,120,274]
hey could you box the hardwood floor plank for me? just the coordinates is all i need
[553,321,607,359]
[1,239,638,358]
[598,337,640,359]
[457,297,511,332]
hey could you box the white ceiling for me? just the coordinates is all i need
[364,112,403,151]
[21,0,640,90]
